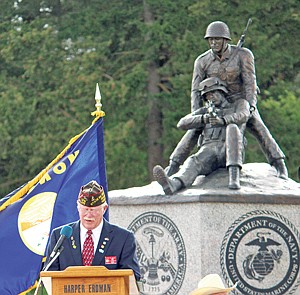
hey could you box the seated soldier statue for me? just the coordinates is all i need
[153,77,250,194]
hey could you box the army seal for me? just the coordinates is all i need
[128,211,186,295]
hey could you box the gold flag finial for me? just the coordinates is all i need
[91,83,105,120]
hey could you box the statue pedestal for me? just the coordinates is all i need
[108,163,300,295]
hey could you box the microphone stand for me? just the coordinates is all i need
[34,246,64,295]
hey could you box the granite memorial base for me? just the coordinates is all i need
[108,163,300,295]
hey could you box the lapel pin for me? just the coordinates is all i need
[71,236,77,249]
[98,237,109,252]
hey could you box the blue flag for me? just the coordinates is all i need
[0,117,108,294]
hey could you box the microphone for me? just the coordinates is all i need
[49,225,73,259]
[36,225,73,294]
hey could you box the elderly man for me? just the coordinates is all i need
[45,180,141,281]
[166,20,288,180]
[190,273,236,295]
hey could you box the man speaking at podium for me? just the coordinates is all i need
[45,180,141,281]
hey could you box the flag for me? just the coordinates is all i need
[0,115,108,295]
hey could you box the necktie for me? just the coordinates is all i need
[82,230,94,266]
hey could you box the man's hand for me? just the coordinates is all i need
[209,116,225,126]
[203,114,211,124]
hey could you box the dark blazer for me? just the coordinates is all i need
[45,219,141,281]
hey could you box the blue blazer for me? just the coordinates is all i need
[45,219,141,281]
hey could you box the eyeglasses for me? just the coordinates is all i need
[77,204,103,214]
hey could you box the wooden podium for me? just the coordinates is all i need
[40,266,140,295]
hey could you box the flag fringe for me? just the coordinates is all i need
[18,281,37,295]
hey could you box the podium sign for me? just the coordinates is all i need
[40,266,139,295]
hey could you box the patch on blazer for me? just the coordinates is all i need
[128,211,186,295]
[105,256,117,265]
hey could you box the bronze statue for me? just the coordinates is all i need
[165,20,288,180]
[153,77,250,194]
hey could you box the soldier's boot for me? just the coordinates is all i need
[272,159,288,180]
[153,165,183,195]
[228,166,241,190]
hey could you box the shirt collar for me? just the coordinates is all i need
[80,220,104,238]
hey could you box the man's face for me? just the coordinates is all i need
[77,202,108,230]
[205,90,224,106]
[208,37,226,55]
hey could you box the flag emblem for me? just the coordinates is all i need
[18,192,57,255]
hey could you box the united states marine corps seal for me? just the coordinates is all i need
[128,211,186,295]
[220,210,300,295]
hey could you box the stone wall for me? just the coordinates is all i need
[108,163,300,295]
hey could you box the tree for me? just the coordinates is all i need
[0,0,299,199]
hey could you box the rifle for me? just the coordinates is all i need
[237,18,252,48]
[219,18,253,77]
[205,100,217,118]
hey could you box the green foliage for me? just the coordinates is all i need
[260,88,300,180]
[0,0,299,200]
[245,81,300,180]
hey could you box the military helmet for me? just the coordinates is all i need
[199,77,228,96]
[204,21,231,40]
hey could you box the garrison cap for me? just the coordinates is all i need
[78,180,106,207]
